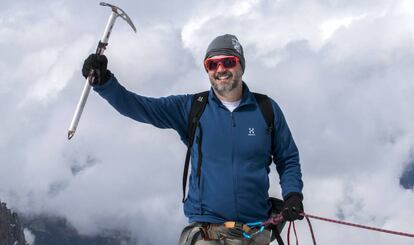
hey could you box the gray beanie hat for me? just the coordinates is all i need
[204,34,245,72]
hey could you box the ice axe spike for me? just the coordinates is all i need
[68,2,136,140]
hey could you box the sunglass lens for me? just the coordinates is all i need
[207,60,219,71]
[222,58,236,68]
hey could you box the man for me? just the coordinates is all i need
[82,34,304,244]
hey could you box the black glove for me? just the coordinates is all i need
[82,54,111,85]
[282,193,304,221]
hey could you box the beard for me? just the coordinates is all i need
[209,70,242,96]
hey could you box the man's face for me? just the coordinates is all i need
[205,55,243,95]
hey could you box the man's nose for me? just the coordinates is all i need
[216,63,226,72]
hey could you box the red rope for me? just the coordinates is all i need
[264,212,414,244]
[304,215,317,244]
[287,221,298,245]
[304,213,414,238]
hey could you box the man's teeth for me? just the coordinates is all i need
[217,74,231,80]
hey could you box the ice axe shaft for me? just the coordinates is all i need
[68,2,136,140]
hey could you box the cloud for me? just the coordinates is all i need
[24,228,36,245]
[1,0,414,244]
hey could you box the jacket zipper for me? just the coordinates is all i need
[230,112,239,219]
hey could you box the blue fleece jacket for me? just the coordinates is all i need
[93,74,303,224]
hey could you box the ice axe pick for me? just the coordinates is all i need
[68,2,136,140]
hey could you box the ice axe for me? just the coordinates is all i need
[68,2,136,140]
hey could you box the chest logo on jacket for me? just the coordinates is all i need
[248,127,255,136]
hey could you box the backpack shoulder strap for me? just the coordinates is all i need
[253,93,275,160]
[182,91,209,202]
[187,91,209,142]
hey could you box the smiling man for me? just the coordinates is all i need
[81,34,304,245]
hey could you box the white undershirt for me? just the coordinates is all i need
[221,99,241,112]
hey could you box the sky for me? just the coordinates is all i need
[1,0,414,244]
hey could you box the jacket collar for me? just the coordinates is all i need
[208,81,256,108]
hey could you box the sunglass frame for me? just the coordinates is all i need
[204,56,240,71]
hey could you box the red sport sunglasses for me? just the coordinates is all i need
[204,56,240,71]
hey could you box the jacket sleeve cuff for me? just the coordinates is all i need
[283,192,303,201]
[92,71,116,92]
